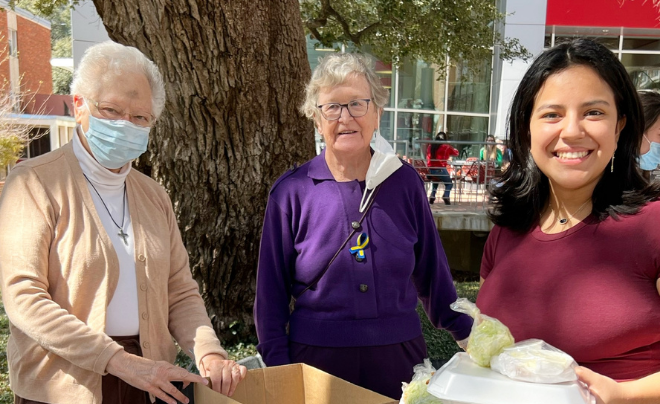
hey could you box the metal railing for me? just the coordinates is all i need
[314,137,504,212]
[408,139,503,211]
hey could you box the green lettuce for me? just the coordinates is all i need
[451,298,515,367]
[402,378,444,404]
[466,315,515,367]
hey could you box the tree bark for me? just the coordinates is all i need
[92,0,314,343]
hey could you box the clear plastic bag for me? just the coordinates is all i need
[450,298,515,367]
[490,339,578,383]
[400,359,443,404]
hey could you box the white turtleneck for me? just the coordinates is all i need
[73,127,140,336]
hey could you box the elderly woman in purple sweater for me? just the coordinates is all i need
[254,53,472,399]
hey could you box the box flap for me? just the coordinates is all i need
[301,364,398,404]
[195,364,305,404]
[194,363,398,404]
[194,382,241,404]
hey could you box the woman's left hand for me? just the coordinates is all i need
[199,354,248,396]
[575,366,624,404]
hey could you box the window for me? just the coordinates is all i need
[446,115,489,158]
[447,57,492,114]
[623,37,660,51]
[27,129,51,158]
[8,29,17,57]
[374,59,394,108]
[305,37,493,158]
[554,35,619,50]
[397,59,445,112]
[623,53,660,90]
[396,112,442,154]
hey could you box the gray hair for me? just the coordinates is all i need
[71,41,166,119]
[301,53,389,121]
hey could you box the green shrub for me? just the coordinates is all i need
[419,281,479,364]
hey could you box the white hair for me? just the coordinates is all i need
[301,53,389,121]
[71,41,166,119]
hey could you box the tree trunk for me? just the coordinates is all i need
[92,0,314,343]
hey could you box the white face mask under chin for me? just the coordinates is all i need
[359,121,402,212]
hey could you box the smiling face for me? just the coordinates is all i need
[316,74,378,159]
[529,65,625,195]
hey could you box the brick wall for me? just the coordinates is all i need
[17,14,52,94]
[0,9,9,90]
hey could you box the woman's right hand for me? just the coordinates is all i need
[106,350,209,404]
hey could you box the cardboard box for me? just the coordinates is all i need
[194,363,399,404]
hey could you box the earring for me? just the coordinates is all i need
[610,155,614,173]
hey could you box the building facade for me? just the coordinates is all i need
[70,0,660,161]
[0,2,53,97]
[310,0,660,158]
[0,2,75,175]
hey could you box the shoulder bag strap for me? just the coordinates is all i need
[293,185,381,299]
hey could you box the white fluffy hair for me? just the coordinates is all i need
[301,53,389,121]
[71,41,166,119]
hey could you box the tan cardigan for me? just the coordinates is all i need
[0,143,227,403]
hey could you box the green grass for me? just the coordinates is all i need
[420,281,479,365]
[0,282,478,400]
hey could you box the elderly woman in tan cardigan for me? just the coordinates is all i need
[0,41,246,404]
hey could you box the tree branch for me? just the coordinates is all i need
[305,0,383,46]
[307,25,324,43]
[354,21,381,44]
[306,16,327,30]
[319,0,360,44]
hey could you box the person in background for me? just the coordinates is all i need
[477,38,660,404]
[426,131,458,205]
[254,53,472,400]
[479,134,502,166]
[638,90,660,179]
[0,41,246,404]
[496,138,513,172]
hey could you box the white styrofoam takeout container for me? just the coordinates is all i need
[426,353,593,404]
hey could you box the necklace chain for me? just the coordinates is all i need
[541,199,590,233]
[83,174,128,245]
[557,199,590,225]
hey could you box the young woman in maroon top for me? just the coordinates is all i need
[477,38,660,404]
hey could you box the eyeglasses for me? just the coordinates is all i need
[317,99,371,121]
[87,98,154,127]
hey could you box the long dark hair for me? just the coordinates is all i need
[639,91,660,134]
[430,131,446,157]
[489,38,660,232]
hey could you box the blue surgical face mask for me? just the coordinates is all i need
[84,115,150,169]
[639,135,660,171]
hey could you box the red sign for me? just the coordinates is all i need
[547,0,660,29]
